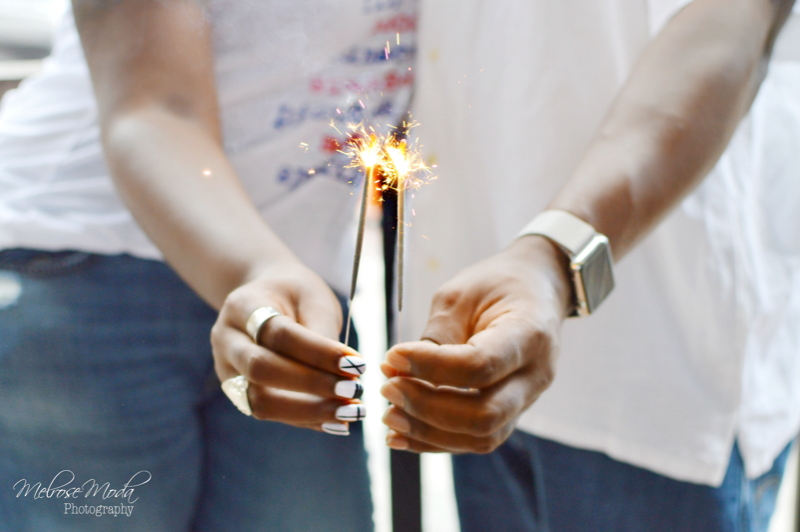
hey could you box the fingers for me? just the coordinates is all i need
[224,311,366,378]
[383,315,551,389]
[385,430,452,453]
[295,286,343,341]
[382,406,516,454]
[246,385,366,428]
[380,364,551,453]
[219,329,364,399]
[220,281,365,377]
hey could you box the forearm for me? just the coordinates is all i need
[549,0,794,260]
[103,108,298,310]
[74,0,301,310]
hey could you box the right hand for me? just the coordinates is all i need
[211,260,367,434]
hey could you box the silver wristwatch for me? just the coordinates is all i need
[517,210,615,317]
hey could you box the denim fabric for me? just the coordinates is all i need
[453,431,791,532]
[0,249,372,532]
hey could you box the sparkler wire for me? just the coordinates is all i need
[397,177,405,316]
[344,165,374,347]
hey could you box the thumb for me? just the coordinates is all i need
[296,286,344,343]
[419,287,474,346]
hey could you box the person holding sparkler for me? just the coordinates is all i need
[0,0,416,530]
[384,0,800,530]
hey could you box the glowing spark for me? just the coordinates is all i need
[396,32,400,45]
[341,120,435,338]
[336,108,342,115]
[329,119,344,136]
[359,99,365,109]
[299,142,309,152]
[202,169,212,177]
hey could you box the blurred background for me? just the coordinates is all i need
[0,0,64,97]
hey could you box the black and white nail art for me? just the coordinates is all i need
[322,422,350,436]
[335,380,364,400]
[339,355,367,376]
[336,404,367,422]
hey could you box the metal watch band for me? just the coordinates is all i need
[516,210,597,258]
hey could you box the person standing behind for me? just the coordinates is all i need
[0,0,417,530]
[383,0,800,530]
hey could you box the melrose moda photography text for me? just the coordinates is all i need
[13,470,151,518]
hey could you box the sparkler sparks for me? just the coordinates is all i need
[340,121,433,344]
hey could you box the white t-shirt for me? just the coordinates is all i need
[408,0,800,486]
[0,0,417,295]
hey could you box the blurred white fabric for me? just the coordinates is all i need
[0,1,416,295]
[409,0,800,486]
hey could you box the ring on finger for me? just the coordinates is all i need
[246,306,282,345]
[221,375,253,416]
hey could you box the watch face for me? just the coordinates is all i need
[573,236,615,315]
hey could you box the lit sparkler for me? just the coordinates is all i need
[341,121,431,345]
[342,128,381,346]
[381,124,431,338]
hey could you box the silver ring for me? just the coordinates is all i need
[246,306,282,345]
[220,375,252,416]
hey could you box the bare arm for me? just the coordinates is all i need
[74,0,294,309]
[74,0,367,432]
[552,0,796,259]
[381,0,795,453]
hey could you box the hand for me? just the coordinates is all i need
[380,236,571,452]
[212,260,367,435]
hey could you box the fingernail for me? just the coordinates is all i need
[335,380,364,399]
[386,432,409,450]
[221,375,252,416]
[336,404,367,422]
[339,355,367,376]
[385,351,411,373]
[382,408,411,434]
[322,422,350,436]
[381,382,404,407]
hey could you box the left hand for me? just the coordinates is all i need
[380,236,571,453]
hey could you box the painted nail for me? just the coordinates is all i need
[221,375,252,416]
[322,422,350,436]
[339,355,367,376]
[385,351,411,373]
[383,408,411,434]
[381,382,404,407]
[336,404,367,422]
[386,431,409,450]
[335,380,364,400]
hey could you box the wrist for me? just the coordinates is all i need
[506,235,573,320]
[515,210,615,317]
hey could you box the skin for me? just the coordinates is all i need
[73,0,365,432]
[380,0,796,453]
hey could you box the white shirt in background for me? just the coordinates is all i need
[0,0,417,295]
[408,0,800,485]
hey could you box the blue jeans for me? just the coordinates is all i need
[0,249,373,532]
[453,431,791,532]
